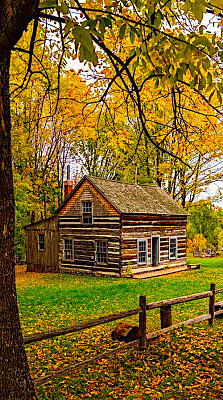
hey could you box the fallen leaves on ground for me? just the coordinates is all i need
[28,323,223,400]
[15,261,223,399]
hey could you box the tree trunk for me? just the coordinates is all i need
[180,169,186,208]
[0,52,37,400]
[156,150,162,187]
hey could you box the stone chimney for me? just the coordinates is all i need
[64,165,73,199]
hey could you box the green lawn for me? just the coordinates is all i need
[16,258,223,399]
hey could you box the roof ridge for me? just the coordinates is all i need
[88,175,157,188]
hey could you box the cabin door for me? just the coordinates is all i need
[151,236,159,267]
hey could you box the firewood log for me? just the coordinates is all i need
[111,322,139,343]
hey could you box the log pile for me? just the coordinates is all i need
[111,322,139,343]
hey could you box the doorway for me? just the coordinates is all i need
[151,236,160,267]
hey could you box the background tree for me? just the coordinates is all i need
[10,26,92,260]
[76,73,223,205]
[187,200,223,251]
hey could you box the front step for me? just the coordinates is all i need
[133,266,188,279]
[132,265,165,275]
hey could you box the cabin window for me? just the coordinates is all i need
[64,239,73,260]
[137,239,148,265]
[38,234,45,251]
[169,237,177,260]
[96,241,108,264]
[82,201,93,224]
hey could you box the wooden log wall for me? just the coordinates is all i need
[121,214,187,272]
[58,183,121,274]
[59,215,121,274]
[25,216,59,272]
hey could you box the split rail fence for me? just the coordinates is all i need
[24,283,223,386]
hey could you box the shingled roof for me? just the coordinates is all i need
[88,176,187,215]
[57,175,187,216]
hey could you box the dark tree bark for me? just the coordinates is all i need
[0,1,39,398]
[0,49,37,400]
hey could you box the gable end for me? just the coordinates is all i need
[58,178,120,217]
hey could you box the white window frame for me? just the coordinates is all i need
[63,238,74,260]
[82,201,93,224]
[169,236,177,260]
[95,241,108,264]
[38,234,45,251]
[137,239,148,265]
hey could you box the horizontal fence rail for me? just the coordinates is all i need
[215,288,223,294]
[26,282,223,386]
[215,309,223,317]
[146,314,212,341]
[146,291,213,310]
[24,308,141,344]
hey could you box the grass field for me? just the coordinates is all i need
[16,258,223,399]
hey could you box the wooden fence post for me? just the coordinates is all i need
[139,295,147,350]
[160,305,172,329]
[209,283,215,326]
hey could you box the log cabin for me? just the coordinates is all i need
[25,175,188,277]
